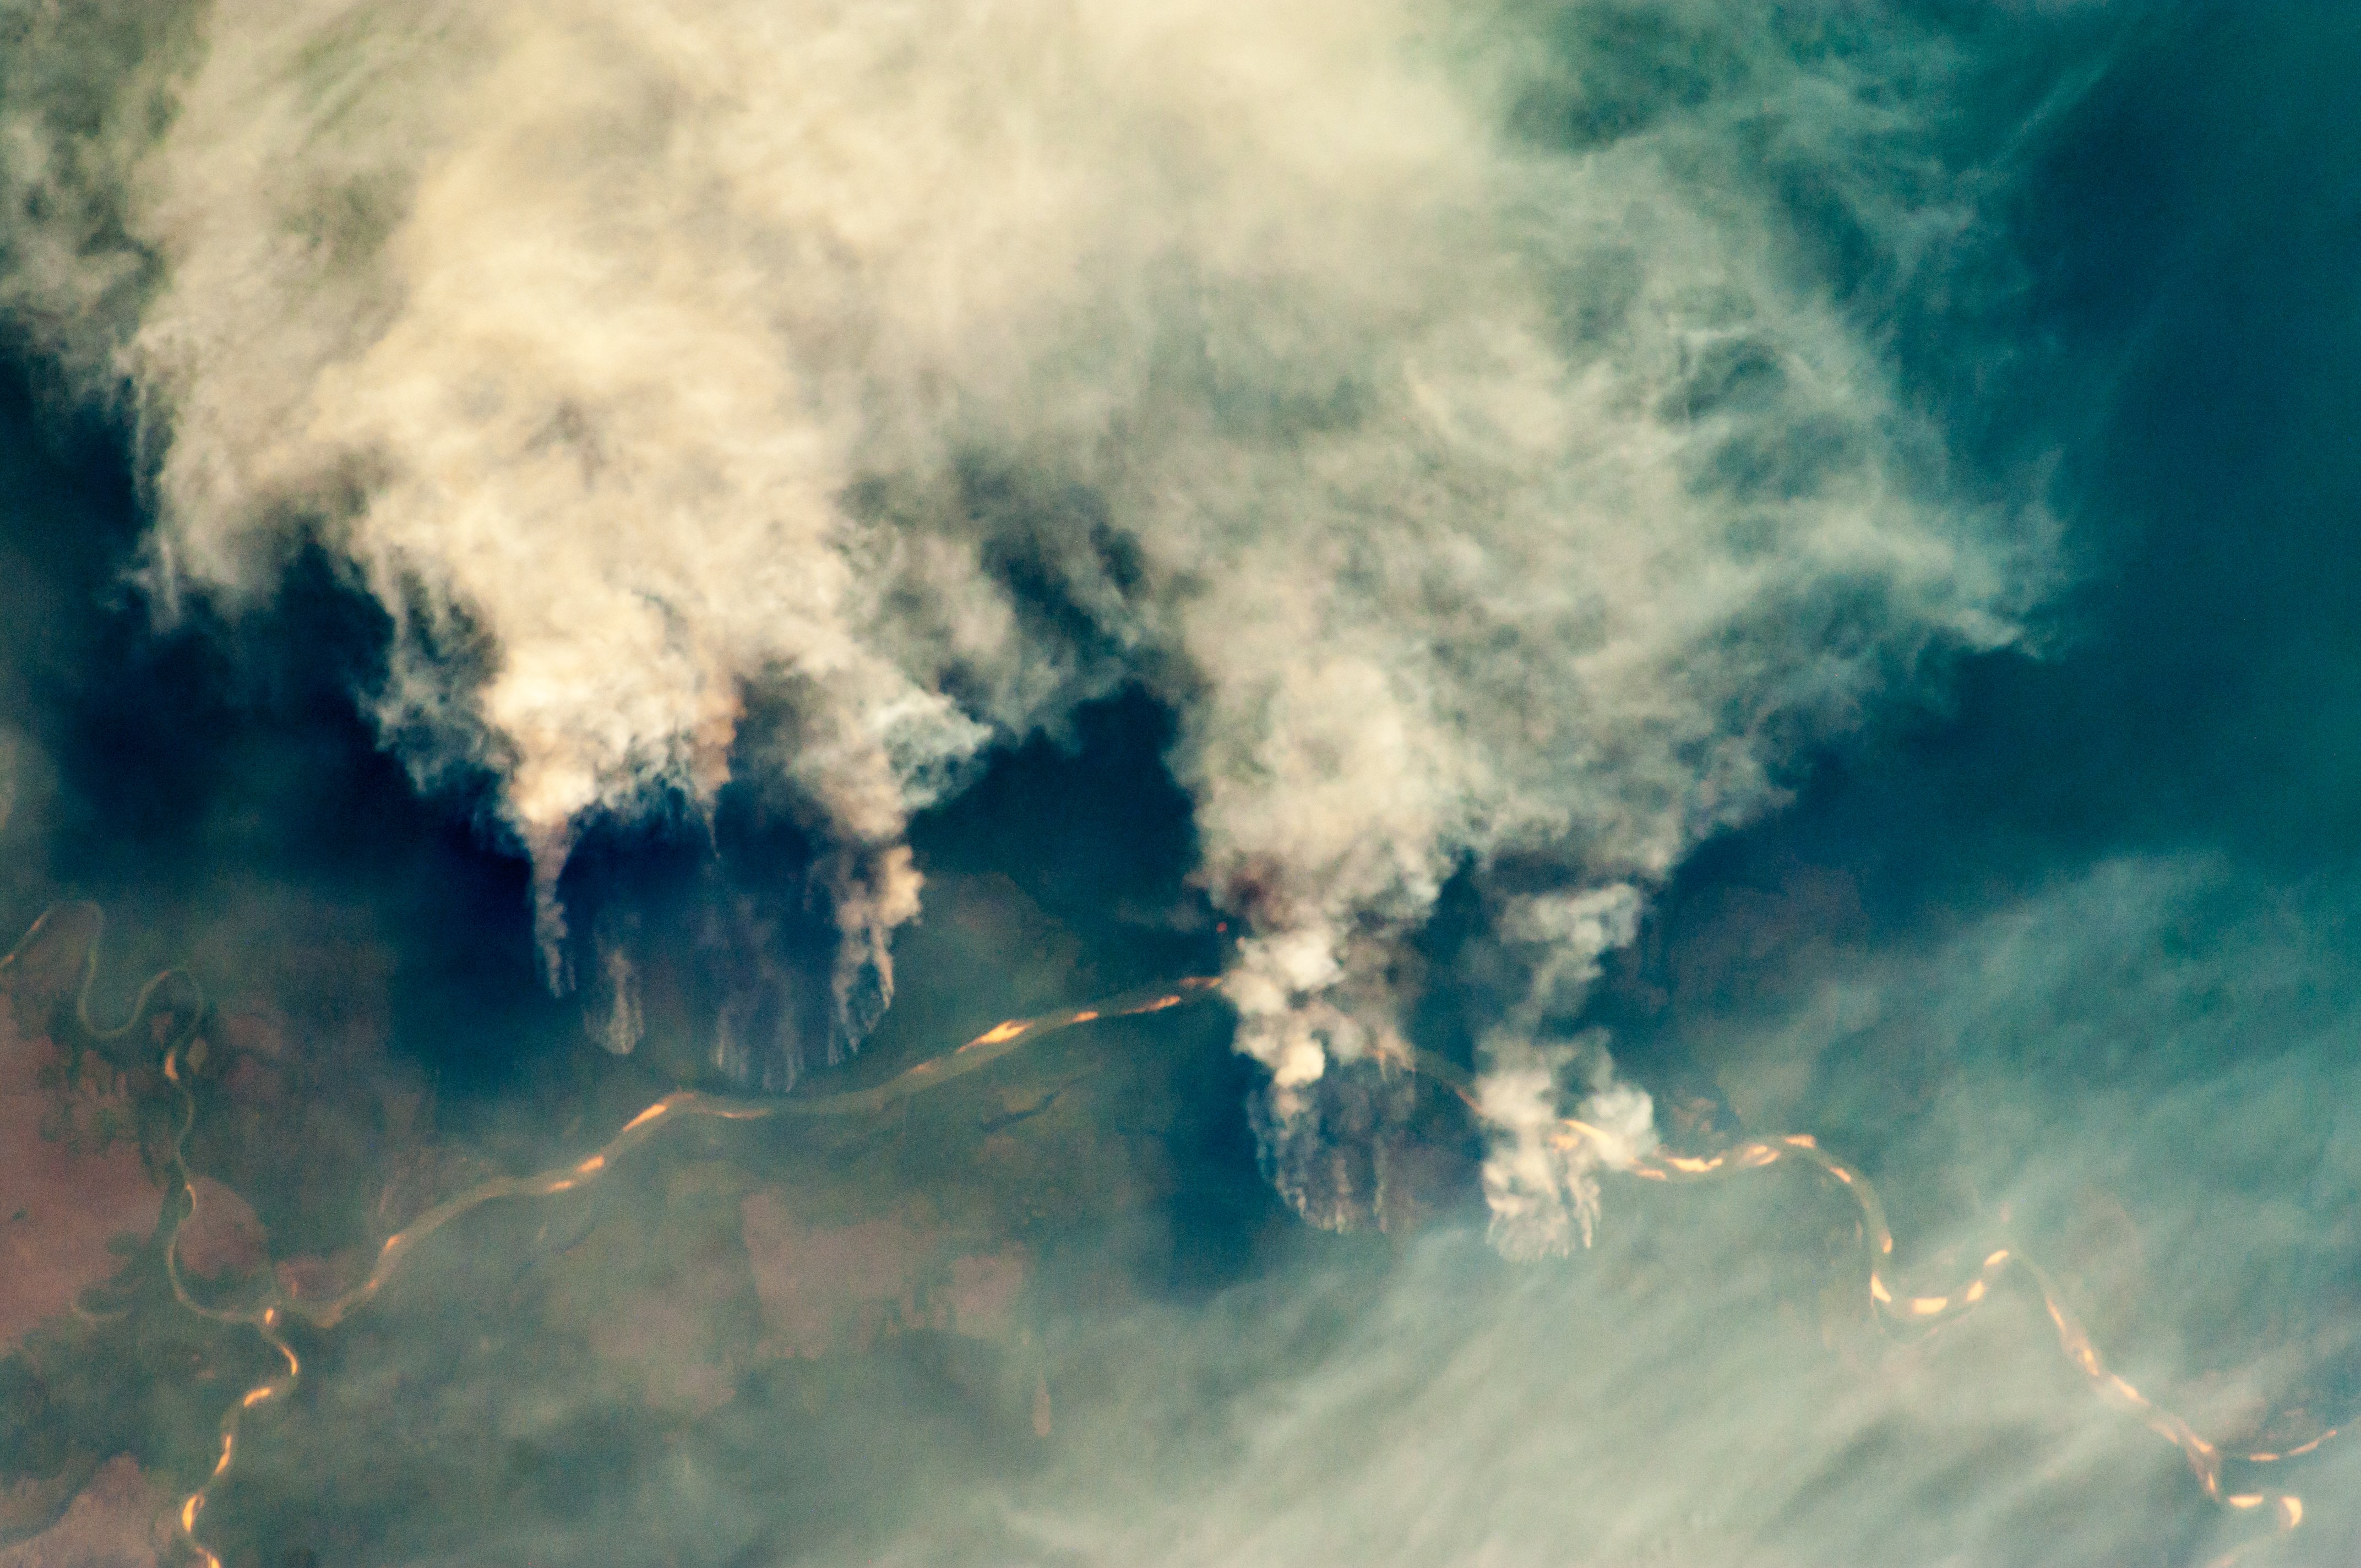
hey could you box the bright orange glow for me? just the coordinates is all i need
[975,1020,1027,1046]
[622,1101,672,1133]
[1869,1277,1892,1304]
[1071,1010,1100,1023]
[576,1154,607,1174]
[1908,1297,1947,1316]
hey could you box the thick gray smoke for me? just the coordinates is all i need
[0,0,2046,1243]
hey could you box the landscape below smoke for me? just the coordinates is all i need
[5,2,2361,1566]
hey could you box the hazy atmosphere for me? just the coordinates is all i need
[5,2,2361,1565]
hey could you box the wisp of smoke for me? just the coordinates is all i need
[0,0,2048,1242]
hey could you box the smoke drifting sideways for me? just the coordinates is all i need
[79,858,2360,1568]
[17,7,2361,1566]
[0,0,2054,1242]
[1021,859,2361,1568]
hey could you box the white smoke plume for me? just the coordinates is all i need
[0,1,2045,1233]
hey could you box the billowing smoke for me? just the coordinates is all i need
[0,0,2044,1241]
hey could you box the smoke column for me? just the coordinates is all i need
[0,0,2045,1242]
